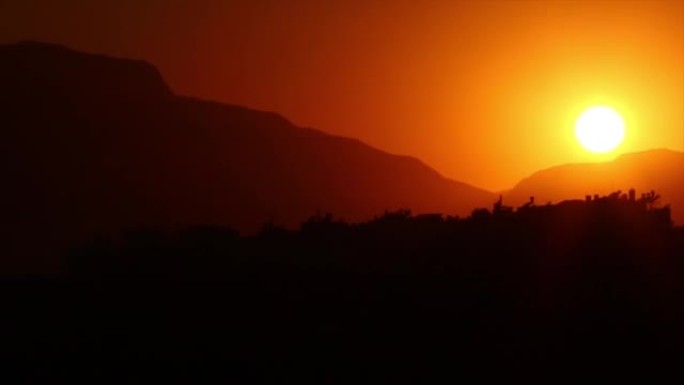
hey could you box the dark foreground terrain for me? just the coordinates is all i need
[3,193,684,382]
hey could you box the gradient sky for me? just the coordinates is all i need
[2,0,682,190]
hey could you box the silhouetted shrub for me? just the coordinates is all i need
[5,191,684,381]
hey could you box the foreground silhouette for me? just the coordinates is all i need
[3,191,684,381]
[2,40,683,382]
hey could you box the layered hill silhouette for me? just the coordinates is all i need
[3,41,684,379]
[505,149,684,225]
[3,41,682,273]
[0,41,494,271]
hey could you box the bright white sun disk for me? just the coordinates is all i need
[575,106,625,153]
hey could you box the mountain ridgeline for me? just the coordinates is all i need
[0,41,493,271]
[3,41,684,380]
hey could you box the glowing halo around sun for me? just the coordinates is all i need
[574,106,625,154]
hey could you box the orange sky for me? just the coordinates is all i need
[2,0,682,191]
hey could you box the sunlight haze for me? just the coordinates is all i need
[2,0,681,190]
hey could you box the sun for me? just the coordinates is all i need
[574,106,625,154]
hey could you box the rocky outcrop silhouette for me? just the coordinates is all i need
[505,149,684,225]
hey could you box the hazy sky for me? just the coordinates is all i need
[2,0,682,190]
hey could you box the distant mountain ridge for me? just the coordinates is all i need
[2,41,682,273]
[0,41,494,272]
[505,149,684,224]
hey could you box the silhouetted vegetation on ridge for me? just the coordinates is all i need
[0,190,677,381]
[66,189,674,279]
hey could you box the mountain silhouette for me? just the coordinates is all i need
[0,41,494,272]
[505,149,684,224]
